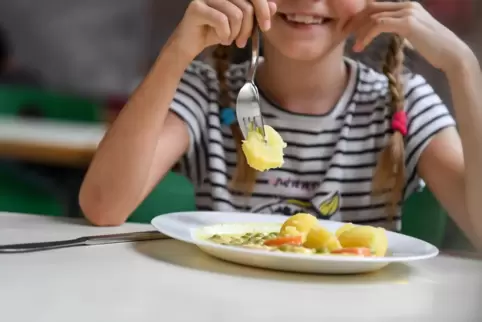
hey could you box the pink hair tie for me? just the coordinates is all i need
[391,111,407,136]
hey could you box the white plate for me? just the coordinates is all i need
[151,211,439,274]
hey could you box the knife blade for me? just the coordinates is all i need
[0,230,170,254]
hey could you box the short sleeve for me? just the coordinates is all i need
[403,73,456,198]
[170,61,211,186]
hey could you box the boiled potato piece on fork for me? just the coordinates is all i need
[242,125,287,171]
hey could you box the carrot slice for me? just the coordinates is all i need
[264,235,303,246]
[331,247,372,256]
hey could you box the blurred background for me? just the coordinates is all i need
[0,0,479,250]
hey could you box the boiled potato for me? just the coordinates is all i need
[335,223,355,238]
[242,125,287,171]
[279,213,319,239]
[373,228,388,257]
[338,226,388,257]
[303,226,342,251]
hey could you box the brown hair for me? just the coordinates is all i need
[372,34,407,218]
[212,33,407,217]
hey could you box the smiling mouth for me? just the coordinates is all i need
[278,13,334,25]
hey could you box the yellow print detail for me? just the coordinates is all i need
[318,191,341,217]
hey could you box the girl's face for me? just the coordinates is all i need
[263,0,367,61]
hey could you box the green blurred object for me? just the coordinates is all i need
[401,187,447,247]
[443,216,474,251]
[127,171,196,224]
[0,85,102,122]
[0,168,63,216]
[0,85,103,217]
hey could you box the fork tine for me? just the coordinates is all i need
[242,116,266,141]
[255,116,266,138]
[242,117,250,132]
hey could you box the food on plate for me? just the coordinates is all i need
[241,125,287,171]
[337,226,388,257]
[206,213,388,257]
[303,226,342,252]
[264,235,303,246]
[331,247,372,256]
[279,213,319,240]
[335,223,355,238]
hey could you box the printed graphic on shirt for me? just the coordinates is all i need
[250,191,340,219]
[318,191,341,218]
[270,177,321,191]
[251,198,317,217]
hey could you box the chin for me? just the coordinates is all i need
[263,12,343,62]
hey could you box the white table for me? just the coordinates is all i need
[0,117,106,166]
[1,213,481,322]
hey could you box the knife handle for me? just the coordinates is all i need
[0,231,168,254]
[0,237,88,254]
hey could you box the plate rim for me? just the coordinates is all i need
[151,211,440,264]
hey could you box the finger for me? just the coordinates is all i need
[351,19,377,51]
[194,0,231,44]
[268,1,277,16]
[250,0,272,31]
[370,9,408,20]
[364,1,413,14]
[353,12,395,43]
[343,1,410,34]
[230,0,254,47]
[341,8,371,37]
[354,17,407,52]
[206,0,243,44]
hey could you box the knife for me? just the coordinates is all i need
[0,230,170,254]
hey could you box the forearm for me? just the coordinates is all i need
[80,37,193,225]
[446,49,482,244]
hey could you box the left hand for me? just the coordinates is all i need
[345,1,473,73]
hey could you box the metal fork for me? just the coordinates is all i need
[236,25,266,140]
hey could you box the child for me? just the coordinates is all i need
[79,0,482,247]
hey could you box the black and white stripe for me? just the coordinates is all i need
[169,58,455,230]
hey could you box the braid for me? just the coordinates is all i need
[372,33,406,219]
[213,45,257,195]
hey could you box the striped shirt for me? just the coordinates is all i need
[170,57,455,230]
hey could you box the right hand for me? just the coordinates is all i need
[173,0,277,58]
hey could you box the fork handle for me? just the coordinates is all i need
[247,25,260,83]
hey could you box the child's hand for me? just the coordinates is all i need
[173,0,277,59]
[346,1,474,73]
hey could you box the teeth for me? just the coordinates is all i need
[285,14,323,24]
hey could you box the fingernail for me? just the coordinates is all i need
[262,20,271,31]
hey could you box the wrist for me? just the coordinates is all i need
[157,33,197,70]
[165,27,205,63]
[443,43,480,79]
